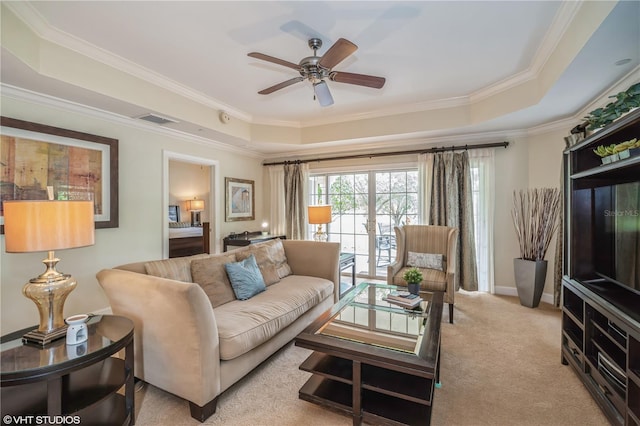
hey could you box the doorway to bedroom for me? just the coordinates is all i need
[163,151,219,258]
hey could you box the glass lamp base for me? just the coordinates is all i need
[313,224,328,242]
[22,251,77,346]
[313,232,327,242]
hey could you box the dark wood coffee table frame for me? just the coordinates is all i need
[295,283,444,426]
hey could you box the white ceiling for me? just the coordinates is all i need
[1,1,639,156]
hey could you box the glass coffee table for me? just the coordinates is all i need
[295,282,444,426]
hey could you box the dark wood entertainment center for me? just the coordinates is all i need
[562,109,640,426]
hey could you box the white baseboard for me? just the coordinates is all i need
[494,286,555,306]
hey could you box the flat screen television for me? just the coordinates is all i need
[592,181,640,296]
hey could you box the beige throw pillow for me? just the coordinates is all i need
[235,239,292,286]
[144,254,208,282]
[191,253,237,308]
[407,251,445,271]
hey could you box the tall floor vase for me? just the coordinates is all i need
[513,258,547,308]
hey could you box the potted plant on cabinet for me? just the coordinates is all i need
[511,188,561,308]
[403,267,423,295]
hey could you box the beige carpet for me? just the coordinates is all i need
[133,291,608,425]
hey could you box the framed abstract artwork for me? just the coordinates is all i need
[225,177,254,222]
[0,116,119,232]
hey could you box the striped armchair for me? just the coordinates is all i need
[387,225,459,323]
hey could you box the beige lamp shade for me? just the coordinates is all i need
[3,200,95,253]
[187,199,205,211]
[308,205,332,224]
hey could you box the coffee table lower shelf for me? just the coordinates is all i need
[298,353,435,426]
[295,285,443,426]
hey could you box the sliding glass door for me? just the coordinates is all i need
[309,169,418,279]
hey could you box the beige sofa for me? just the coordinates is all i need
[96,239,339,422]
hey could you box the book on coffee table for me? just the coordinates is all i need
[387,291,420,302]
[384,292,422,308]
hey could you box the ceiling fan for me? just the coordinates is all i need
[248,38,385,107]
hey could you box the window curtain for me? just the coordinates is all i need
[268,165,286,236]
[554,134,583,306]
[418,153,434,225]
[284,163,308,240]
[429,151,478,291]
[469,148,495,293]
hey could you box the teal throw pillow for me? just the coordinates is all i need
[224,254,266,300]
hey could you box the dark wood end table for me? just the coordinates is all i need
[222,232,286,251]
[1,315,135,425]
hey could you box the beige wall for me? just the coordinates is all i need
[0,89,574,335]
[526,127,568,297]
[0,95,264,334]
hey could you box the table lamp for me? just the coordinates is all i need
[308,205,332,242]
[3,200,95,346]
[186,198,205,226]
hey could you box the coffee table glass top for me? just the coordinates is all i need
[317,282,430,354]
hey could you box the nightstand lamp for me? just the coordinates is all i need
[308,205,332,242]
[187,198,205,226]
[3,200,95,346]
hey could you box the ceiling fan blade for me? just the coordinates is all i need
[318,38,357,69]
[248,52,300,71]
[258,77,304,95]
[330,71,386,89]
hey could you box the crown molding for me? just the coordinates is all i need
[4,1,582,131]
[526,66,640,137]
[4,2,253,123]
[0,83,263,159]
[261,128,527,163]
[469,1,582,104]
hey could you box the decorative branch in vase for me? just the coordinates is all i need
[511,188,561,308]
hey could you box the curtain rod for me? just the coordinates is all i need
[262,141,509,166]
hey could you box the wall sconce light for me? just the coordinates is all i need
[186,198,205,226]
[308,205,332,242]
[3,200,95,345]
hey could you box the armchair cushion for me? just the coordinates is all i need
[391,266,447,292]
[407,252,445,271]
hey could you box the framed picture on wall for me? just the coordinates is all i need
[225,177,254,221]
[0,116,119,233]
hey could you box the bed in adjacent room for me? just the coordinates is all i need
[168,205,210,258]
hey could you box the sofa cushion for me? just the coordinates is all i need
[144,254,209,282]
[191,253,237,308]
[213,275,334,360]
[225,254,266,300]
[235,239,292,286]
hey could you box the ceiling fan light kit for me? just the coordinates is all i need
[248,37,385,107]
[313,81,334,107]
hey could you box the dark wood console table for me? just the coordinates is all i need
[1,315,134,425]
[223,231,286,251]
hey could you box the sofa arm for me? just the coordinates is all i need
[282,240,341,302]
[96,268,221,407]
